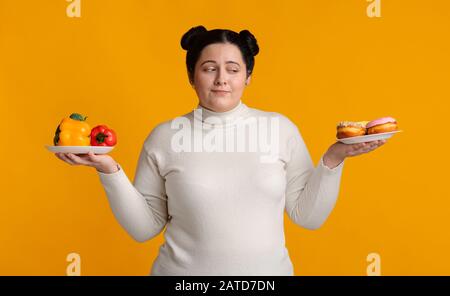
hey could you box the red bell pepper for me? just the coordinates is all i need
[90,125,117,146]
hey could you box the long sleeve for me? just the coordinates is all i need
[97,136,168,242]
[284,127,345,230]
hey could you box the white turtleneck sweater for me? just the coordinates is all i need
[97,101,345,276]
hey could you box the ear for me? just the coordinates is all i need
[188,70,195,87]
[245,75,251,86]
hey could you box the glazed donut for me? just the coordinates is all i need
[336,121,367,139]
[366,117,398,134]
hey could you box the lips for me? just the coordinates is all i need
[211,90,231,95]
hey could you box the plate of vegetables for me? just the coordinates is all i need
[45,113,117,154]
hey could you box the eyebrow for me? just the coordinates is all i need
[200,60,241,67]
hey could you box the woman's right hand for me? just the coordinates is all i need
[55,151,119,174]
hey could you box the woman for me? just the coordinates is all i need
[55,26,386,276]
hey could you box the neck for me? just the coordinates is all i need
[194,100,249,128]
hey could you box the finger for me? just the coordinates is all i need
[369,142,379,148]
[78,151,102,164]
[359,148,373,154]
[75,151,100,164]
[87,151,99,162]
[349,145,367,154]
[367,146,378,152]
[55,153,65,163]
[348,142,378,156]
[59,153,77,165]
[374,141,383,148]
[354,145,376,154]
[357,143,365,150]
[362,141,379,150]
[346,144,364,156]
[352,143,365,150]
[364,143,382,153]
[72,153,95,163]
[369,140,384,149]
[66,153,94,166]
[348,149,364,156]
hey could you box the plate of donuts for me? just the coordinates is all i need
[337,130,402,144]
[336,116,402,145]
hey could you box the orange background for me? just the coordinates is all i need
[1,0,449,275]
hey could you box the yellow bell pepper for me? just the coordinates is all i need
[54,113,91,146]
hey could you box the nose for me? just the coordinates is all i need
[214,68,227,86]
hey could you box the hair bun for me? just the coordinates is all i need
[239,30,259,56]
[181,26,207,51]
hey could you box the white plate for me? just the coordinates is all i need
[337,130,402,144]
[45,145,115,154]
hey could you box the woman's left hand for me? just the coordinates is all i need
[323,140,387,169]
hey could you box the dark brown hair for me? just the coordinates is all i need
[181,26,259,83]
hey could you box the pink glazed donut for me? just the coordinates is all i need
[366,117,398,134]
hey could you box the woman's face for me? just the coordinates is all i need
[192,42,251,112]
